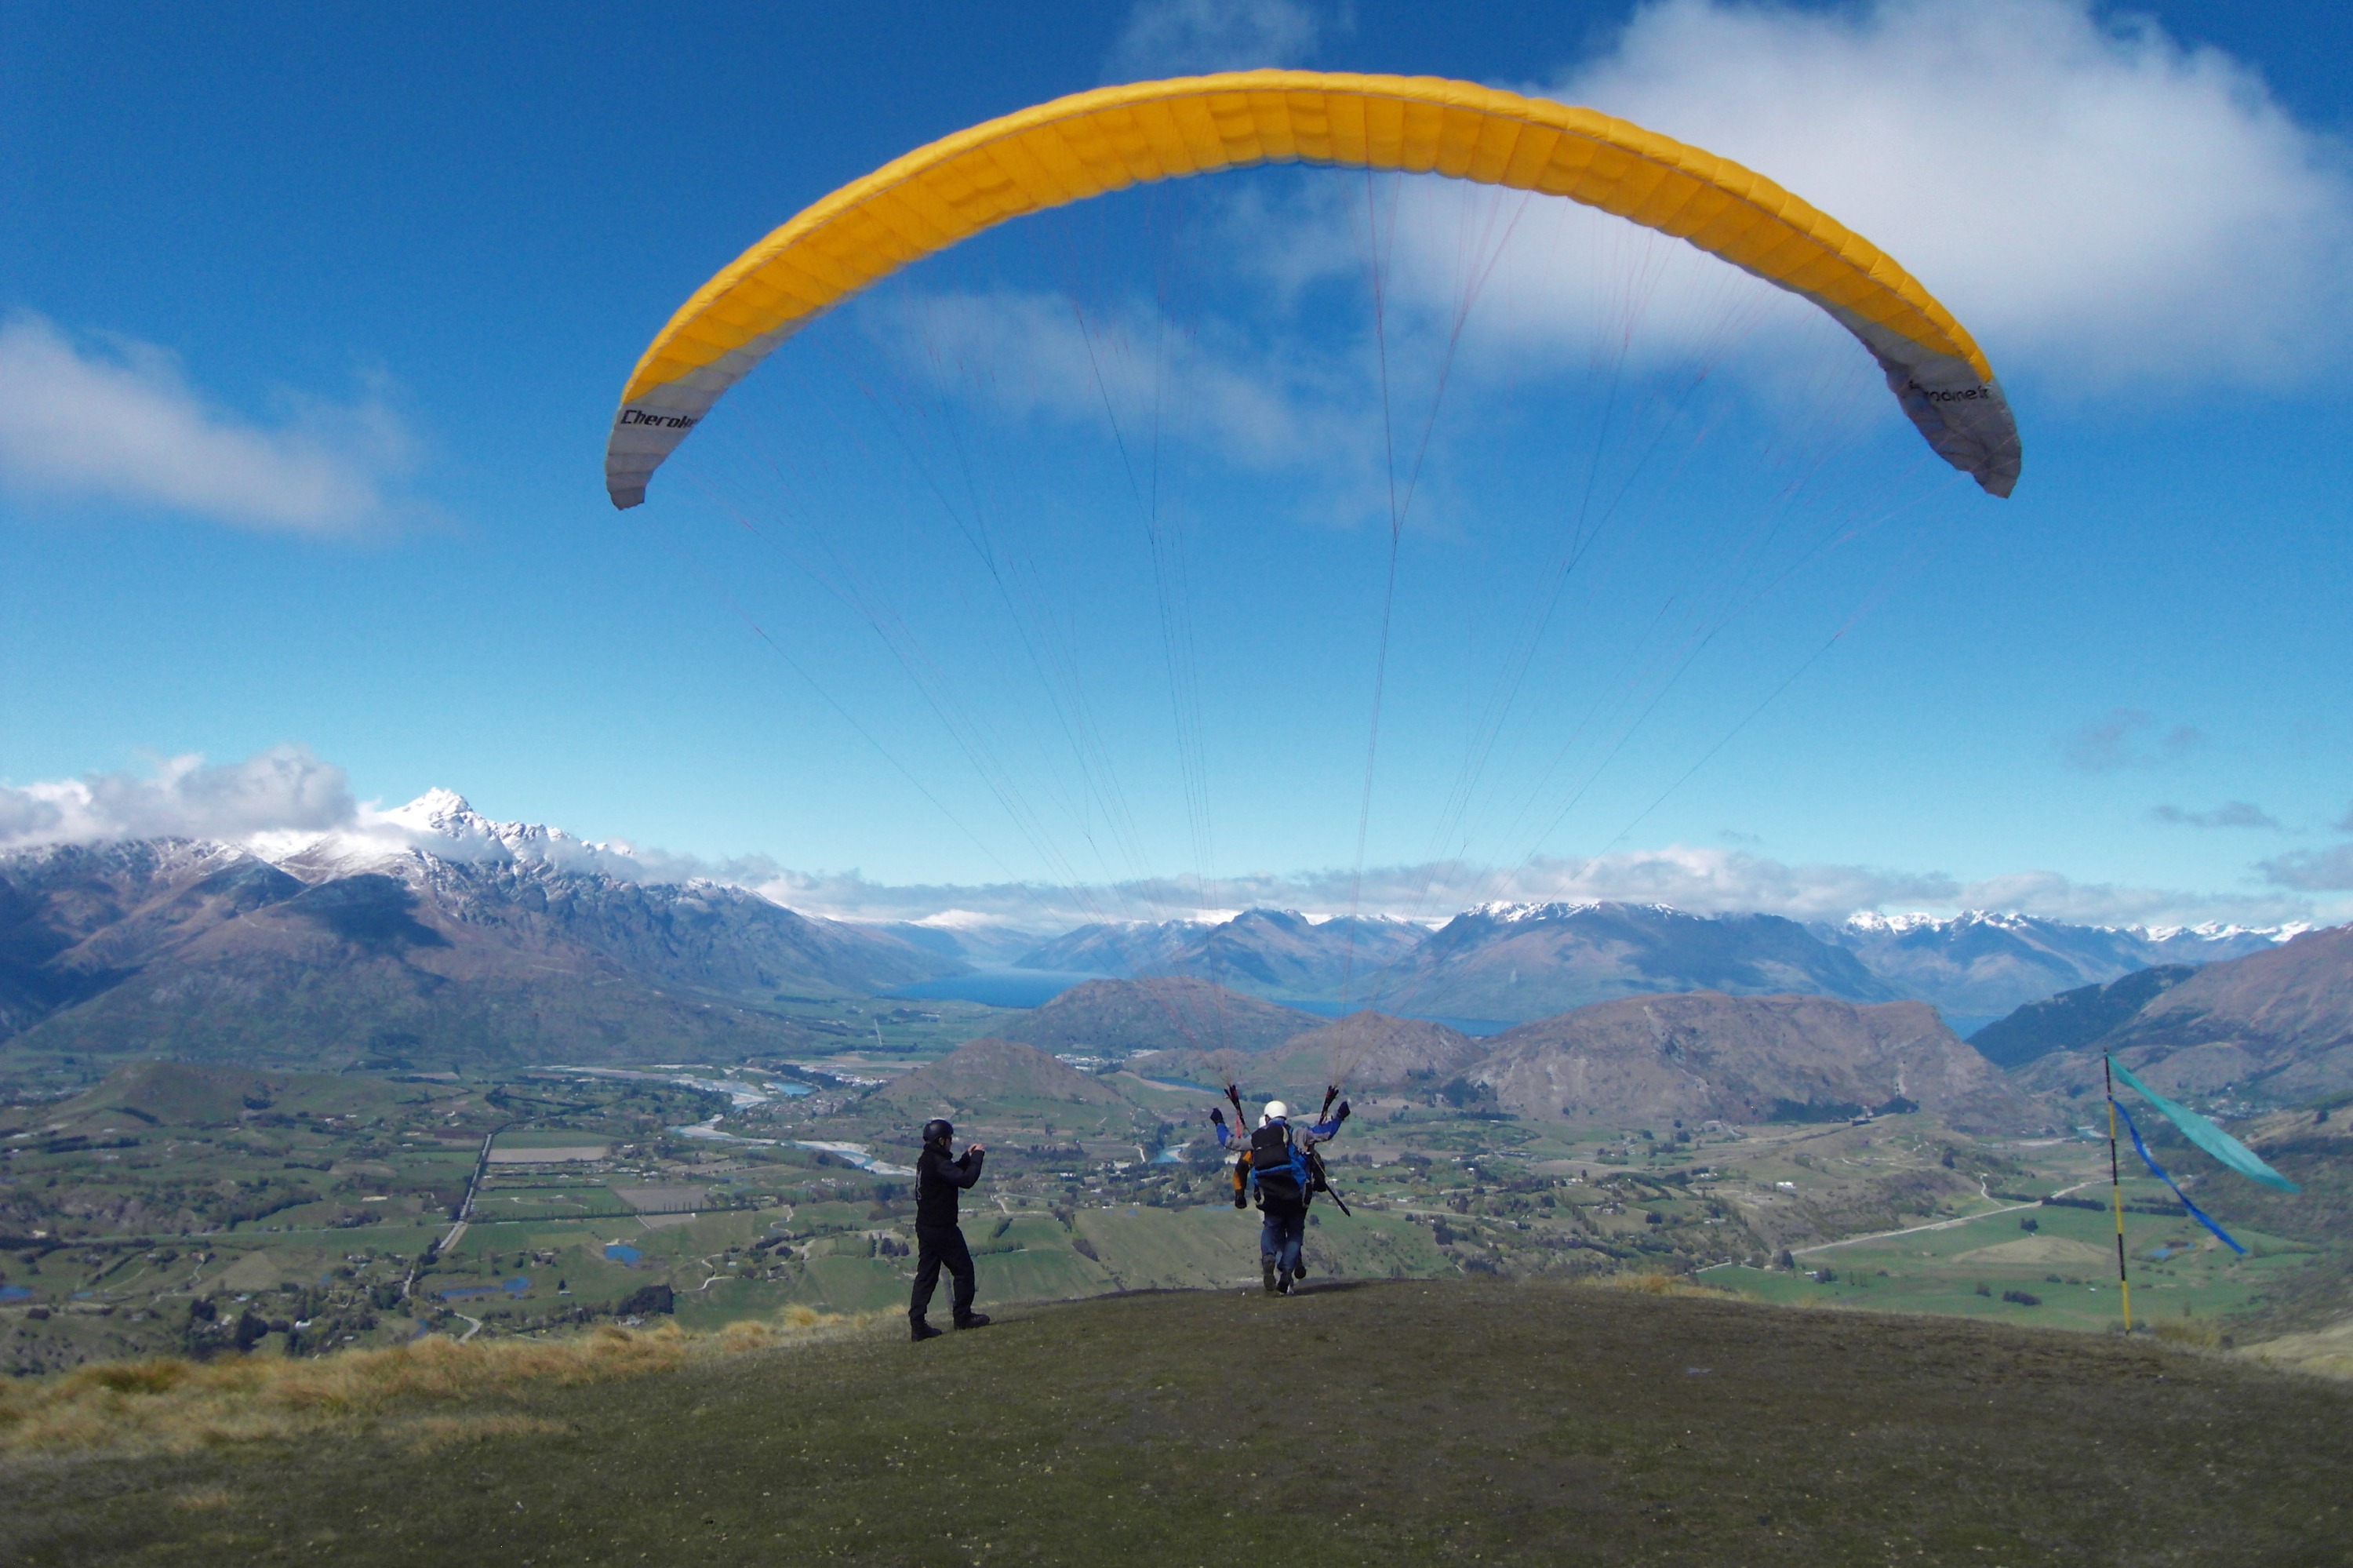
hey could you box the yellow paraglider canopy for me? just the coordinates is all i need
[607,70,2018,507]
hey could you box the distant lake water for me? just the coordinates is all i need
[886,969,1108,1008]
[886,972,1517,1032]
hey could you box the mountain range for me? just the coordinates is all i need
[1017,900,2290,1025]
[0,795,959,1073]
[1815,911,2283,1022]
[0,792,2322,1080]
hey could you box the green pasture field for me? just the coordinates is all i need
[486,1130,615,1149]
[1709,1172,2320,1331]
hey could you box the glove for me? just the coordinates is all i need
[1333,1101,1351,1126]
[1209,1107,1226,1128]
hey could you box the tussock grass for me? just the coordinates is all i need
[2152,1318,2224,1350]
[0,1305,875,1455]
[2246,1315,2353,1381]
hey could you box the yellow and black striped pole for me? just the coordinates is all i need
[2105,1054,2133,1332]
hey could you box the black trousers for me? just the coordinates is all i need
[910,1223,976,1325]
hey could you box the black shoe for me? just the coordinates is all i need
[1261,1258,1278,1294]
[911,1320,944,1342]
[955,1312,991,1330]
[1277,1272,1295,1295]
[1294,1260,1309,1279]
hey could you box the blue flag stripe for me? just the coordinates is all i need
[2115,1100,2247,1256]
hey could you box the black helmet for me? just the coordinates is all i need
[922,1119,954,1145]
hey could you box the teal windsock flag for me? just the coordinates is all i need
[2107,1056,2300,1193]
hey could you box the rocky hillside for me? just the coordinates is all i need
[2013,926,2353,1107]
[1244,1010,1486,1090]
[1463,992,2043,1133]
[993,977,1323,1057]
[1967,966,2199,1069]
[867,1035,1126,1115]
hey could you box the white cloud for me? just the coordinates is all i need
[876,286,1384,484]
[1951,867,2309,928]
[0,313,416,534]
[1537,0,2353,391]
[1105,0,1329,80]
[0,746,356,849]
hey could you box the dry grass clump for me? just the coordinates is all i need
[2151,1318,2224,1351]
[2243,1315,2353,1381]
[0,1305,870,1456]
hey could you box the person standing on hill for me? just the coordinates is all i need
[909,1118,988,1341]
[1211,1096,1347,1296]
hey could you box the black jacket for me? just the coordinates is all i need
[915,1144,984,1229]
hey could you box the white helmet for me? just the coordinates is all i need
[1263,1100,1289,1122]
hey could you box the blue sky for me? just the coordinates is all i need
[3,0,2351,931]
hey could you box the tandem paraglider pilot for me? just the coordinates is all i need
[1213,1095,1348,1296]
[909,1118,989,1341]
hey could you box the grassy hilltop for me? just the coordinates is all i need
[4,1280,2348,1567]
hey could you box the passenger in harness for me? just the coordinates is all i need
[1211,1093,1349,1295]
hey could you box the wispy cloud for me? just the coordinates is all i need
[2058,708,2203,773]
[0,313,416,534]
[753,844,2311,934]
[878,287,1376,475]
[1104,0,1330,80]
[2151,801,2281,830]
[2262,845,2353,893]
[0,747,356,849]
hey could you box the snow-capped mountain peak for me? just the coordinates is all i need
[376,786,479,837]
[275,790,644,883]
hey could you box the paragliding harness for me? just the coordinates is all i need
[1250,1119,1310,1206]
[1222,1083,1352,1217]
